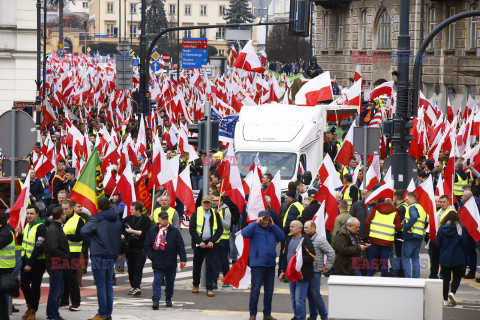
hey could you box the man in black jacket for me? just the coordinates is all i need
[279,220,316,320]
[44,207,69,320]
[189,196,222,297]
[145,211,187,309]
[122,201,151,296]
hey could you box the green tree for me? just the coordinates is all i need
[224,0,255,24]
[224,0,256,50]
[48,0,70,51]
[145,0,176,60]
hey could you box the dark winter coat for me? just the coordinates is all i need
[44,220,70,271]
[332,226,363,276]
[435,222,468,267]
[144,224,187,270]
[280,234,316,280]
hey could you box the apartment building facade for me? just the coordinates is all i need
[313,0,480,110]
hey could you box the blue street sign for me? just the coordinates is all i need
[182,38,207,69]
[94,34,109,38]
[150,61,161,72]
[132,58,140,67]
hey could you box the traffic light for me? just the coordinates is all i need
[404,121,414,144]
[113,27,118,37]
[188,122,205,153]
[289,0,310,37]
[187,120,220,153]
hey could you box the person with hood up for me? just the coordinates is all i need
[302,57,323,79]
[81,197,122,320]
[434,211,468,306]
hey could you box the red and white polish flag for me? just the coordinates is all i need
[222,231,251,289]
[295,71,333,106]
[458,196,480,242]
[286,238,304,282]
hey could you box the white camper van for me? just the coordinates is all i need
[234,104,357,192]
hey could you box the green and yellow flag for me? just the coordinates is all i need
[69,148,105,215]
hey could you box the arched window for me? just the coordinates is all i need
[378,11,391,49]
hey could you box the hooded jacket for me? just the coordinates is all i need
[365,203,402,247]
[241,221,285,267]
[434,221,468,267]
[81,209,122,268]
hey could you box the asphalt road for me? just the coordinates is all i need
[11,229,480,320]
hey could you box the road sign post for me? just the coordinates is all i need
[353,126,381,170]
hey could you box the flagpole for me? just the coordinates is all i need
[150,185,156,220]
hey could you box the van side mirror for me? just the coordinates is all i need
[300,171,312,186]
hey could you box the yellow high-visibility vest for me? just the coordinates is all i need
[437,207,456,224]
[153,207,176,225]
[22,222,45,260]
[195,207,220,243]
[369,211,396,242]
[63,214,84,253]
[453,173,468,196]
[0,230,16,268]
[218,208,230,240]
[344,184,360,211]
[405,203,427,237]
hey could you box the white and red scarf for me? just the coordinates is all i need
[153,224,169,250]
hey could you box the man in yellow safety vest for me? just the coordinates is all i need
[60,199,85,310]
[0,210,16,319]
[152,195,179,228]
[212,193,231,288]
[402,192,428,278]
[365,201,402,277]
[189,196,222,297]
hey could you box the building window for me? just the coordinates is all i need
[106,24,115,36]
[185,5,191,15]
[130,25,138,38]
[200,5,207,16]
[429,8,436,49]
[130,3,136,14]
[107,2,114,13]
[337,14,344,49]
[219,49,225,56]
[83,1,88,8]
[216,27,225,40]
[219,5,226,16]
[184,29,192,38]
[470,6,478,49]
[378,11,391,49]
[324,14,329,49]
[362,11,367,49]
[169,4,176,15]
[448,8,455,49]
[199,28,207,38]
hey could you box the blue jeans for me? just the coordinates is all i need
[249,266,275,317]
[92,268,115,317]
[402,239,422,278]
[215,239,230,279]
[367,243,391,277]
[191,175,203,190]
[152,268,176,302]
[46,270,65,319]
[307,273,328,320]
[289,279,309,320]
[13,250,21,279]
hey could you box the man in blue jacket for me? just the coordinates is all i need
[242,210,285,320]
[81,197,122,320]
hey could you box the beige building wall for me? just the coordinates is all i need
[88,0,142,45]
[313,0,480,111]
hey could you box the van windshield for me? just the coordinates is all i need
[236,152,297,180]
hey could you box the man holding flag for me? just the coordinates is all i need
[279,220,316,320]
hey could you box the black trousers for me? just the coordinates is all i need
[192,245,217,290]
[428,241,440,279]
[20,259,45,311]
[61,252,81,306]
[126,248,147,289]
[441,264,465,301]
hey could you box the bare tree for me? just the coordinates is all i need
[266,25,310,64]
